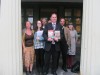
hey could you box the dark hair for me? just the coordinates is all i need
[41,17,48,21]
[25,21,31,29]
[68,23,75,30]
[41,17,48,25]
[60,18,65,23]
[59,18,66,26]
[60,18,65,21]
[25,21,31,25]
[34,20,43,32]
[51,13,57,17]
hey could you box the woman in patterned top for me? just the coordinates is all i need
[22,21,35,75]
[34,20,45,75]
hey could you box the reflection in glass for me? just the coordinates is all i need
[21,17,24,24]
[21,9,24,16]
[21,17,25,29]
[74,9,81,17]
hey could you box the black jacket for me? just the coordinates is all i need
[43,23,63,51]
[60,25,69,51]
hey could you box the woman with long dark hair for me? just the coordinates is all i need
[22,21,35,75]
[34,20,45,75]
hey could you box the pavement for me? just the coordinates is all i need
[23,43,81,75]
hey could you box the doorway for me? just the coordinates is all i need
[21,2,82,75]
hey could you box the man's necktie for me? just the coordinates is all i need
[53,24,56,30]
[52,24,56,44]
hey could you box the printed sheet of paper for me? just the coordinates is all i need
[48,30,54,39]
[54,30,60,39]
[37,31,43,37]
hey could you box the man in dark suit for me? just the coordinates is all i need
[43,13,63,75]
[57,18,70,72]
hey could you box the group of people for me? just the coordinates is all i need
[22,13,78,75]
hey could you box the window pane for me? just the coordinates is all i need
[21,9,24,16]
[65,9,72,16]
[26,9,33,16]
[28,17,33,24]
[21,17,25,29]
[40,8,57,18]
[74,9,81,17]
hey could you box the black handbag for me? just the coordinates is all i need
[71,61,80,73]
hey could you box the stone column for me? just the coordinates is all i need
[0,0,23,75]
[80,0,100,75]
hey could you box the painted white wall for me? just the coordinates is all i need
[0,0,23,75]
[80,0,100,75]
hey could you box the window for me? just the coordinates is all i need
[65,8,82,34]
[65,9,72,16]
[40,8,57,19]
[26,9,33,16]
[74,9,81,33]
[21,8,34,29]
[65,8,82,46]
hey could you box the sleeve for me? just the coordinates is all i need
[31,30,35,46]
[34,32,37,45]
[75,30,78,43]
[43,24,48,41]
[39,36,44,41]
[59,25,64,41]
[67,28,71,46]
[22,31,25,49]
[64,27,71,46]
[32,30,34,34]
[64,27,68,41]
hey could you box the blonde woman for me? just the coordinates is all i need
[67,24,78,69]
[22,21,35,75]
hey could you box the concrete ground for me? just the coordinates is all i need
[23,43,81,75]
[23,68,79,75]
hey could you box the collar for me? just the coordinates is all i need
[52,22,56,25]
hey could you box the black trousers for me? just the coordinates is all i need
[61,46,67,68]
[43,44,59,73]
[35,48,44,72]
[57,40,68,68]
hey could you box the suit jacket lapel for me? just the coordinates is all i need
[55,23,58,30]
[50,23,53,30]
[49,23,58,30]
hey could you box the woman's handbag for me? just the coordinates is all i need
[71,61,80,73]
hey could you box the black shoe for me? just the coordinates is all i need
[62,67,68,72]
[53,72,57,75]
